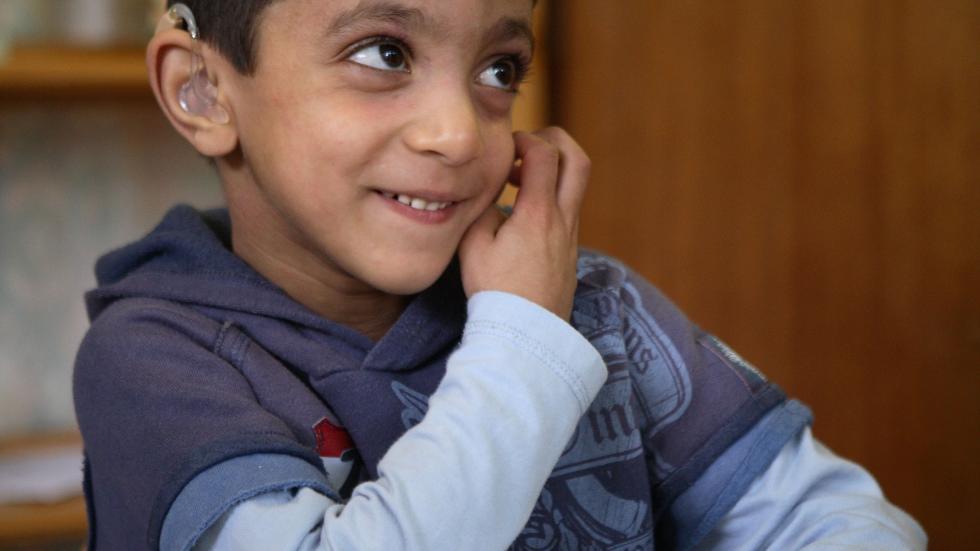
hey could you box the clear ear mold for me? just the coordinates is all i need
[168,3,229,124]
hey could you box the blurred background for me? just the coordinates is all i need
[0,0,977,549]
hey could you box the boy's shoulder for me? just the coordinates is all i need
[576,248,630,286]
[506,249,811,549]
[571,248,699,347]
[78,296,225,362]
[571,248,778,411]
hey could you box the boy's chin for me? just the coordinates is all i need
[359,256,455,297]
[369,275,443,297]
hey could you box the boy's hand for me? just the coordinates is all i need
[458,128,590,321]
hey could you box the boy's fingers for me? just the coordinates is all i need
[459,204,506,255]
[532,127,591,225]
[511,131,560,217]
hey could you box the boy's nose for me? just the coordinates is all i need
[402,85,484,167]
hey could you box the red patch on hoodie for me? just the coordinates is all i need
[313,417,353,458]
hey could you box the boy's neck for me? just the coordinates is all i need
[236,237,410,342]
[225,204,409,343]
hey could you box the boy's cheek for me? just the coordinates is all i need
[488,129,518,181]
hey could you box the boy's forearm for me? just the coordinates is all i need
[188,291,607,551]
[692,427,927,550]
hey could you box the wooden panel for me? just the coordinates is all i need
[512,0,550,132]
[0,432,87,549]
[0,46,150,99]
[501,0,552,207]
[552,1,979,548]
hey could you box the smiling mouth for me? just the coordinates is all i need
[376,190,456,212]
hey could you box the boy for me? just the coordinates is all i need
[73,1,925,549]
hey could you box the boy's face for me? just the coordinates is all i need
[220,0,535,296]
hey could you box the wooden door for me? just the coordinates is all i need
[550,1,979,548]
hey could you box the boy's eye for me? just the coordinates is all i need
[348,41,410,72]
[476,57,523,91]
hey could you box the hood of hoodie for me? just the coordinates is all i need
[86,204,467,373]
[77,205,473,549]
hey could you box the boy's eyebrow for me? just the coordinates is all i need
[483,17,536,54]
[325,1,534,52]
[326,1,440,36]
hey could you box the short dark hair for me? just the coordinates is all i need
[167,0,279,75]
[168,0,537,75]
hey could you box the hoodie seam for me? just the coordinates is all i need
[122,267,279,288]
[465,319,590,413]
[102,300,223,345]
[90,283,359,346]
[230,330,251,367]
[213,321,235,358]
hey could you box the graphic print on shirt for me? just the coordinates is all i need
[511,368,655,551]
[312,416,358,495]
[391,381,429,429]
[617,278,693,481]
[390,260,694,550]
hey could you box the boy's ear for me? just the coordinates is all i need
[146,27,238,158]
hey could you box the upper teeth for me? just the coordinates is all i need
[382,191,452,211]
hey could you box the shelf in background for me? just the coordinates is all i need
[0,430,87,549]
[0,45,150,98]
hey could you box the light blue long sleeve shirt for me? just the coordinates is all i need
[186,292,925,550]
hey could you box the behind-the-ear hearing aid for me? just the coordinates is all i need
[167,3,230,124]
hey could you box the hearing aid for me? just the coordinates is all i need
[167,3,230,124]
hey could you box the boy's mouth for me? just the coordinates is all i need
[374,190,456,212]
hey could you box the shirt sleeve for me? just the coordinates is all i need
[689,426,928,550]
[174,290,608,551]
